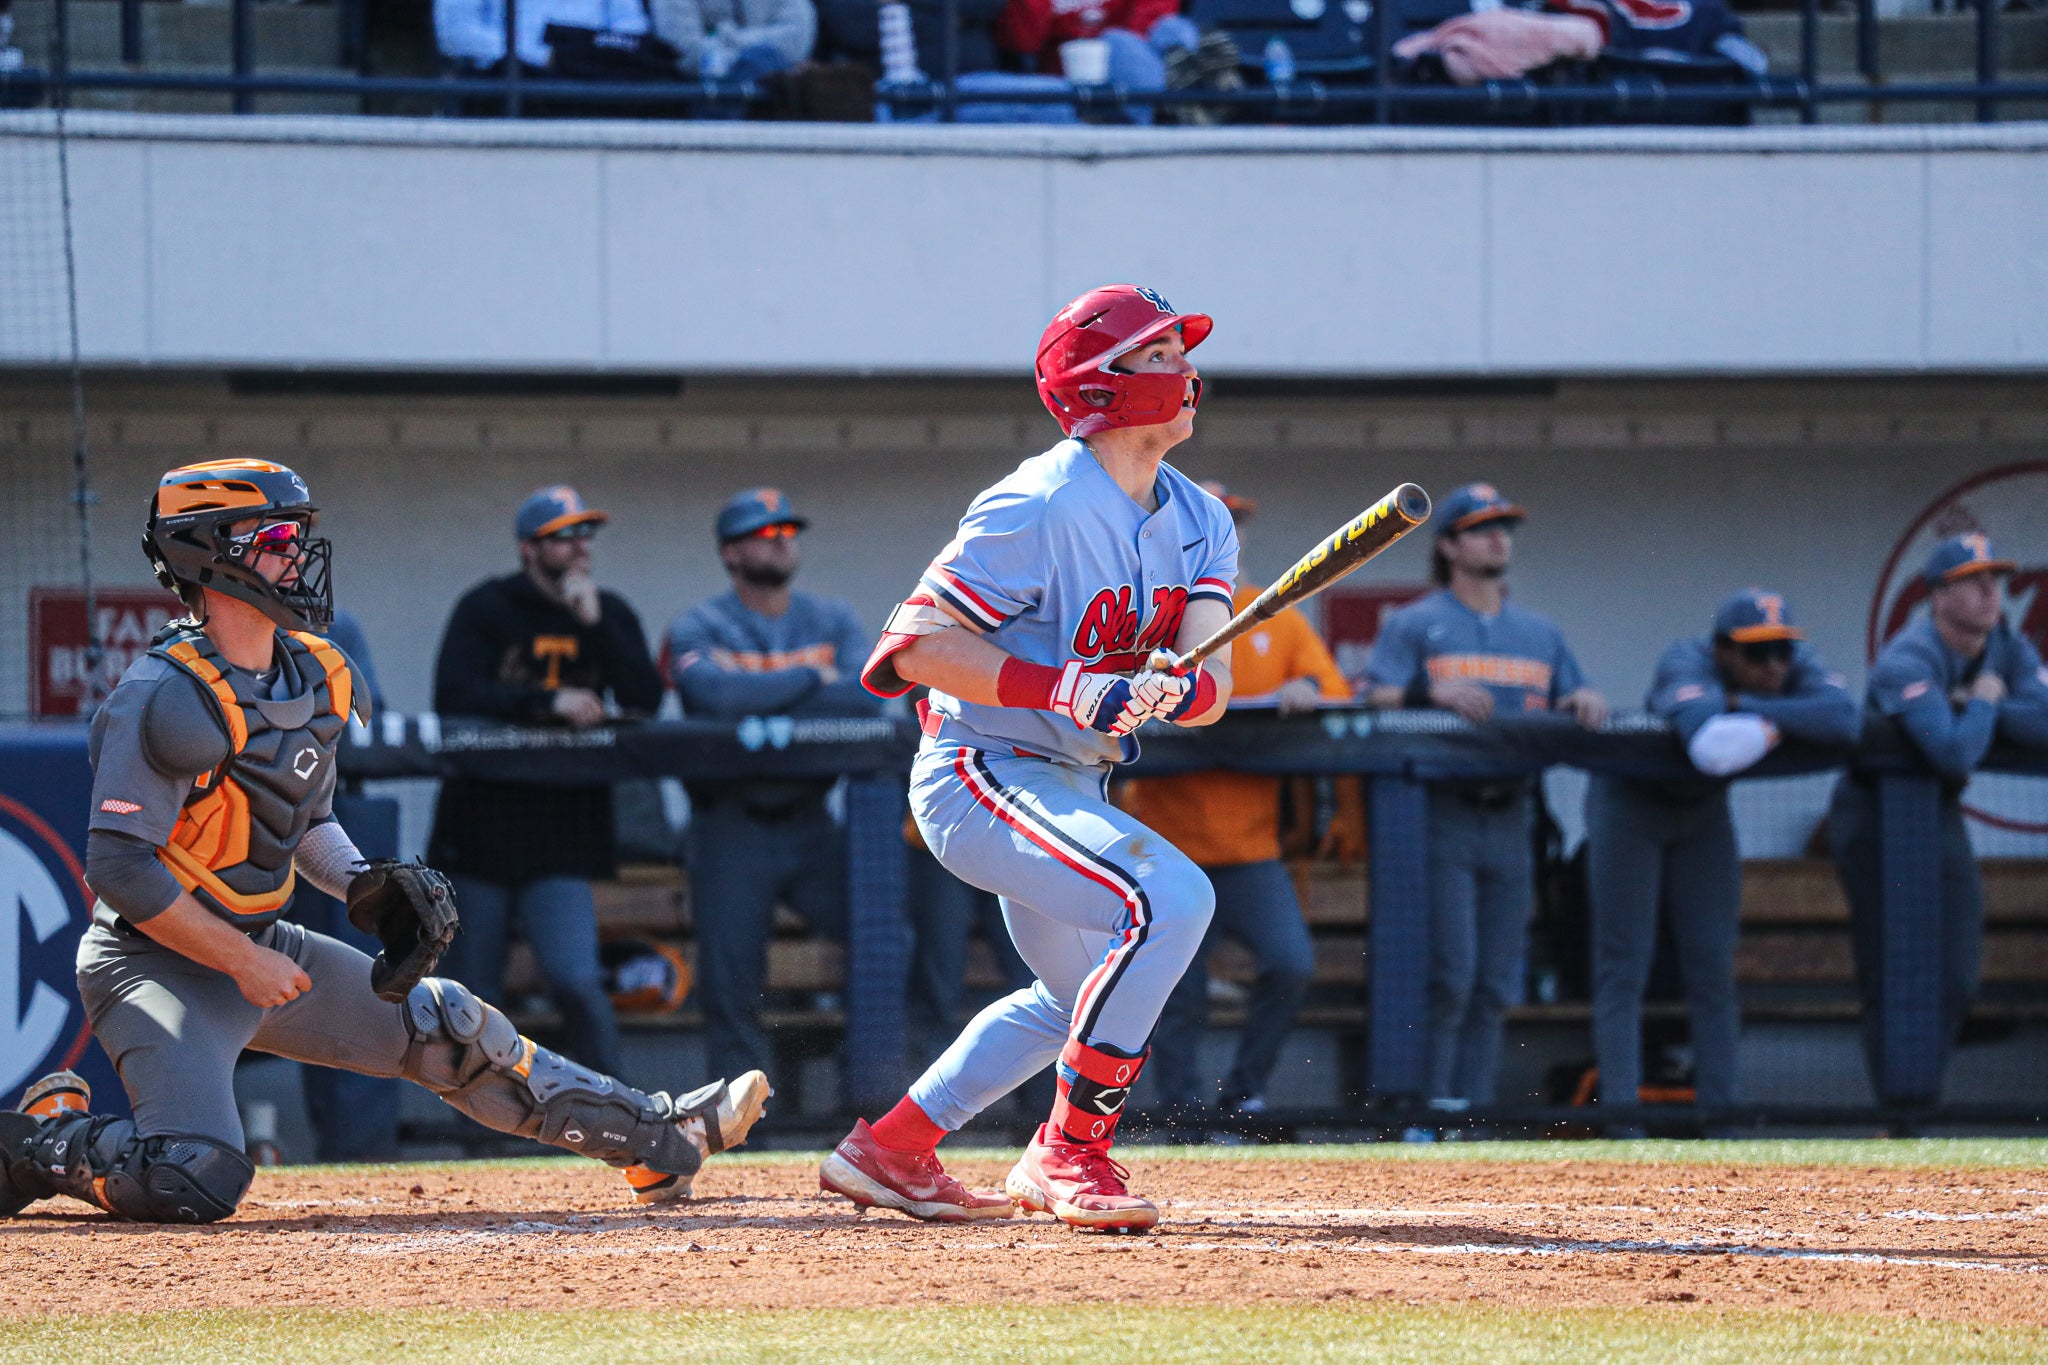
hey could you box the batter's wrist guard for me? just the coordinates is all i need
[1050,1038,1148,1148]
[996,657,1064,710]
[1164,668,1217,724]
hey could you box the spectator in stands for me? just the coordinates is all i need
[1364,482,1606,1126]
[817,0,1080,123]
[1830,534,2048,1106]
[662,488,879,1084]
[434,0,654,72]
[648,0,816,81]
[1392,0,1764,86]
[1548,0,1766,74]
[994,0,1204,123]
[1587,589,1857,1137]
[428,486,663,1077]
[1122,483,1363,1124]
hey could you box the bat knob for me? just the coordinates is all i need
[1145,649,1182,676]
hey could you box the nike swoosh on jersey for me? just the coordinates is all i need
[1182,537,1206,552]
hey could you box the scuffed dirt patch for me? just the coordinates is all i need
[5,1156,2047,1324]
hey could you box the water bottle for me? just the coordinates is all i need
[879,3,920,83]
[1263,36,1295,87]
[875,2,922,123]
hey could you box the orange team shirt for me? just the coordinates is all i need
[1120,584,1352,867]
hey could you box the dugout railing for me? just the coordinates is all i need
[4,0,2047,125]
[321,706,2048,1131]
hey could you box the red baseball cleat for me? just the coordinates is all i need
[1006,1123,1158,1232]
[818,1119,1015,1222]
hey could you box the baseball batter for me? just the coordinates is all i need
[0,459,768,1225]
[818,284,1237,1232]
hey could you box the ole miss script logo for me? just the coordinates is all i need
[1072,585,1188,672]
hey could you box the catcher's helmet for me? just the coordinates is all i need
[1035,284,1213,437]
[143,459,334,632]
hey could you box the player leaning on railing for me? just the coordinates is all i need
[0,459,768,1224]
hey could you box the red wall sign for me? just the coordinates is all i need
[1320,583,1432,687]
[28,586,186,717]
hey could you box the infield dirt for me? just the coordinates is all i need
[5,1153,2046,1326]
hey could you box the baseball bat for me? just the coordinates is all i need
[1148,482,1433,676]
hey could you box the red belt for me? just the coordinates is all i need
[917,696,1042,760]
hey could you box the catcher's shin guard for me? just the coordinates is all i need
[5,1113,251,1223]
[399,977,702,1176]
[1049,1038,1147,1148]
[0,1112,42,1217]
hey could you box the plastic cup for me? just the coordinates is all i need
[1059,38,1112,85]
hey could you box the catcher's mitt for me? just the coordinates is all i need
[346,859,459,1002]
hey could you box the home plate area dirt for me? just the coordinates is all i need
[4,1155,2046,1325]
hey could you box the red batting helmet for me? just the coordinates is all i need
[1035,284,1213,437]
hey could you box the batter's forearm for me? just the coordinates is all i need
[893,627,1011,706]
[1168,598,1233,726]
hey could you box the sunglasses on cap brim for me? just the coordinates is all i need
[733,523,799,542]
[541,522,600,542]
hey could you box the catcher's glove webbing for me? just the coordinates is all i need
[346,859,459,1002]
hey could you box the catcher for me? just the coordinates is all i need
[0,459,769,1225]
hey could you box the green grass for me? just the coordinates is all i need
[276,1136,2048,1180]
[0,1306,2037,1365]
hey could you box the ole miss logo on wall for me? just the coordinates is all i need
[1870,462,2048,834]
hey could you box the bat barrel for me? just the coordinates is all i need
[1393,482,1432,526]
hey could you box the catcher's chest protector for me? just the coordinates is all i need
[150,624,360,931]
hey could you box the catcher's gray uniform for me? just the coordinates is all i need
[3,622,731,1224]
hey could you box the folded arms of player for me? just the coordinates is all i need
[860,592,1232,734]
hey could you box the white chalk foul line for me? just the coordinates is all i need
[1163,1237,2048,1276]
[334,1224,2047,1276]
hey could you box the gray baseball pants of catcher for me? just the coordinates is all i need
[1584,775,1743,1116]
[79,906,543,1147]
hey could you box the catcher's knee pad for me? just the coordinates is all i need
[13,1115,250,1224]
[401,978,699,1174]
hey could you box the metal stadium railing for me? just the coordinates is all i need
[3,0,2045,124]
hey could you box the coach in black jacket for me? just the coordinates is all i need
[428,485,663,1075]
